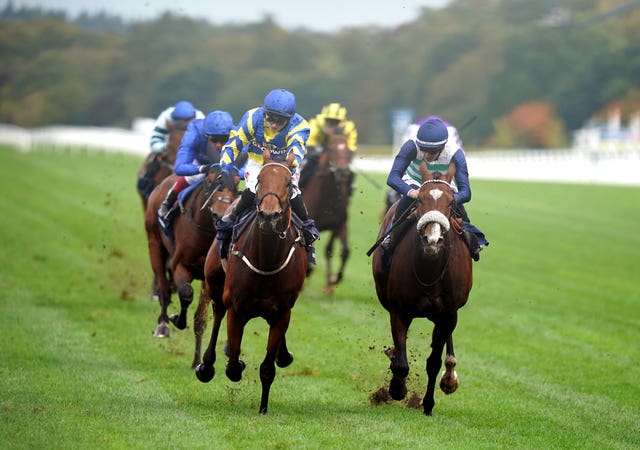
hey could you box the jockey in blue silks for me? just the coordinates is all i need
[382,116,488,261]
[216,88,320,263]
[157,110,235,228]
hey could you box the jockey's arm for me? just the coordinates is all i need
[451,149,471,204]
[386,141,417,197]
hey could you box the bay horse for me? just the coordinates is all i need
[196,154,308,414]
[144,166,240,368]
[302,134,353,294]
[371,161,473,416]
[137,120,185,213]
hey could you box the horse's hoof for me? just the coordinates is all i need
[153,323,170,338]
[195,363,215,383]
[225,360,246,382]
[169,314,187,330]
[423,397,435,416]
[388,377,407,401]
[439,369,460,394]
[276,351,294,368]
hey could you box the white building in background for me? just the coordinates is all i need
[573,108,640,152]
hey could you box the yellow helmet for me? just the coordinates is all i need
[322,102,347,121]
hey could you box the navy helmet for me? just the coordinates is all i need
[263,88,296,118]
[416,117,448,152]
[171,100,196,120]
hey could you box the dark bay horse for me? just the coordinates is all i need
[137,121,185,212]
[144,167,240,367]
[196,155,308,414]
[302,134,353,294]
[371,161,473,416]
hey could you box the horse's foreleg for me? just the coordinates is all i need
[225,308,246,383]
[424,316,457,415]
[259,309,292,414]
[439,335,460,395]
[192,282,209,369]
[323,233,335,295]
[170,265,193,330]
[336,225,350,285]
[388,311,411,401]
[194,296,226,383]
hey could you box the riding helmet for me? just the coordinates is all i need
[322,102,347,121]
[204,110,234,135]
[171,100,197,120]
[416,117,449,149]
[263,89,296,118]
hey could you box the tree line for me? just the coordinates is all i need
[1,0,639,148]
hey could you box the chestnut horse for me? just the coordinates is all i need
[137,121,185,212]
[196,155,308,414]
[144,166,239,368]
[371,161,473,416]
[302,134,353,294]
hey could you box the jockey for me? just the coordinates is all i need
[157,110,235,229]
[137,100,205,192]
[382,116,488,261]
[298,102,358,190]
[216,88,320,263]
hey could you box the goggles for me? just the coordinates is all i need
[206,134,229,144]
[418,144,445,155]
[265,112,289,126]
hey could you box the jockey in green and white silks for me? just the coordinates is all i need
[383,117,488,261]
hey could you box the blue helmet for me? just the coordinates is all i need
[204,110,234,135]
[263,88,296,118]
[171,100,196,120]
[416,117,448,151]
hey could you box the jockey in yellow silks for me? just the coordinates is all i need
[217,88,320,263]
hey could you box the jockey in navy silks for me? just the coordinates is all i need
[382,117,488,261]
[216,88,320,264]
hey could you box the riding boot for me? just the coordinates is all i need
[217,189,255,259]
[462,229,481,261]
[290,195,319,265]
[157,184,179,228]
[380,195,414,252]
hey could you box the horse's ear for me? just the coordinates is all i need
[285,151,296,169]
[443,162,456,183]
[420,159,433,182]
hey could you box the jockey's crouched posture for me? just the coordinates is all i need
[156,110,235,229]
[383,117,488,261]
[216,88,320,264]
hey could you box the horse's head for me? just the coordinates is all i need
[204,165,240,222]
[415,162,456,256]
[323,134,352,184]
[255,162,293,234]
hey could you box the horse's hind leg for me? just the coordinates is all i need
[192,282,209,369]
[423,315,457,415]
[388,311,411,401]
[336,224,349,286]
[194,296,226,382]
[439,335,460,395]
[259,310,292,414]
[170,265,193,330]
[323,234,336,295]
[276,336,293,368]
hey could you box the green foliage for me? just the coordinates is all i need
[1,0,640,143]
[0,146,639,448]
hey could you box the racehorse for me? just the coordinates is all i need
[371,161,473,416]
[302,134,353,294]
[137,120,185,212]
[196,153,308,414]
[144,166,240,368]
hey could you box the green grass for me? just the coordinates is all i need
[1,145,638,449]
